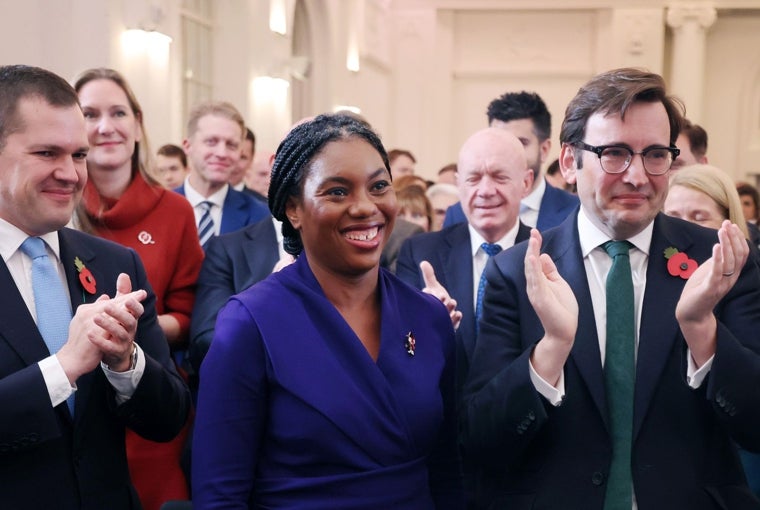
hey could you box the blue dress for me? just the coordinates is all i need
[192,255,463,509]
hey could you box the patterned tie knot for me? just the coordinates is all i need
[602,240,632,259]
[200,201,213,213]
[481,242,502,257]
[19,236,47,260]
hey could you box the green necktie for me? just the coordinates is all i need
[602,240,635,510]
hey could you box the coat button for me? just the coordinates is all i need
[592,471,605,486]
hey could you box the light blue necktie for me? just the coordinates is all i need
[475,242,502,325]
[20,237,75,414]
[197,201,215,249]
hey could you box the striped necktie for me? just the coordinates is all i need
[197,201,216,248]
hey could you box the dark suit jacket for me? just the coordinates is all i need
[396,221,531,398]
[175,184,270,235]
[443,179,578,232]
[534,181,578,231]
[188,219,279,373]
[0,228,191,510]
[462,212,760,510]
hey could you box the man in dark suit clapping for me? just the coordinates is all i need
[0,65,190,509]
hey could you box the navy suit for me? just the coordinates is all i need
[175,184,270,235]
[462,213,760,509]
[188,219,279,373]
[443,179,578,232]
[0,228,191,510]
[396,222,531,397]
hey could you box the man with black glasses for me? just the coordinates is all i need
[463,68,760,509]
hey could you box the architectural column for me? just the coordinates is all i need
[666,4,717,122]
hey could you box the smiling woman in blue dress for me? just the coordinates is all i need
[192,113,464,509]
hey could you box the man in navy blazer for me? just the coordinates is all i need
[0,65,190,509]
[397,128,533,509]
[444,91,578,232]
[397,127,533,398]
[463,68,760,509]
[175,101,269,244]
[188,218,280,373]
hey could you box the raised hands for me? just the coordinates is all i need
[676,220,749,365]
[57,273,147,384]
[524,229,578,386]
[420,261,463,330]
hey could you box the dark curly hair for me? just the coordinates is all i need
[268,113,390,256]
[486,91,551,141]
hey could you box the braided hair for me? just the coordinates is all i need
[269,113,390,256]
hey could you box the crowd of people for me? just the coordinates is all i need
[3,62,760,510]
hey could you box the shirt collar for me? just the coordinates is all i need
[577,206,653,258]
[468,220,520,257]
[184,176,229,209]
[0,217,62,263]
[521,175,546,213]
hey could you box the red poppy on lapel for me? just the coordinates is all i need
[664,247,697,279]
[74,256,97,295]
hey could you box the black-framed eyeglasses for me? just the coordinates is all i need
[574,142,680,176]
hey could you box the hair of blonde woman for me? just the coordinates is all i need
[73,67,159,187]
[186,100,245,140]
[668,164,749,239]
[396,185,433,231]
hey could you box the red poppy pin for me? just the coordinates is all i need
[74,257,97,294]
[664,247,697,279]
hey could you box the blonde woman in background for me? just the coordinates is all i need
[663,163,760,500]
[663,164,749,237]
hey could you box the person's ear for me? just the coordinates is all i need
[539,138,551,164]
[559,143,578,185]
[522,168,534,198]
[285,197,301,230]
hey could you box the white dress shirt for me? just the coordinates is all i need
[519,176,545,228]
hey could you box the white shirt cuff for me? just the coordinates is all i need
[529,359,566,406]
[39,355,76,407]
[101,343,146,404]
[686,350,714,388]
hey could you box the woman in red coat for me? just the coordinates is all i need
[75,68,202,510]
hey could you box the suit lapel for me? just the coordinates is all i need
[548,217,608,424]
[240,220,279,289]
[443,225,476,360]
[633,215,694,438]
[220,189,245,234]
[58,229,103,422]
